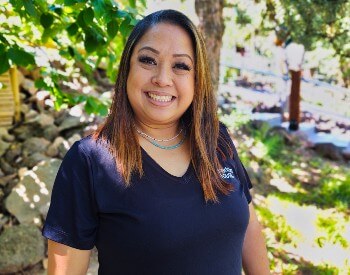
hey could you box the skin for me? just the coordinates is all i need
[127,23,194,133]
[47,23,270,274]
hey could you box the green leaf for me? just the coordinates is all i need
[0,53,10,74]
[107,20,119,38]
[23,0,37,17]
[40,13,54,29]
[83,7,94,25]
[49,5,63,15]
[130,18,138,26]
[116,10,129,18]
[91,0,106,18]
[97,104,108,116]
[35,78,49,89]
[0,34,9,45]
[84,35,98,53]
[8,47,35,67]
[84,99,94,114]
[119,17,132,37]
[66,23,79,36]
[129,0,136,8]
[64,0,76,6]
[77,11,87,28]
[68,46,75,57]
[0,44,6,55]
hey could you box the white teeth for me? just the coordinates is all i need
[147,92,172,102]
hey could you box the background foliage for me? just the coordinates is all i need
[0,0,145,115]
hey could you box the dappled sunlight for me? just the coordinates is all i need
[250,141,267,159]
[269,178,298,193]
[262,195,350,270]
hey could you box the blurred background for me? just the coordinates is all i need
[0,0,349,274]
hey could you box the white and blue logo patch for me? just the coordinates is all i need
[219,167,235,179]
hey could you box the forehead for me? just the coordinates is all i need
[134,23,194,56]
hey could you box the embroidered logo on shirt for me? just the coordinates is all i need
[219,167,235,179]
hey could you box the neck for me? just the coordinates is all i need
[134,120,181,141]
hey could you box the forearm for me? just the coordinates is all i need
[242,210,270,274]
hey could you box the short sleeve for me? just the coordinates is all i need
[219,123,253,204]
[42,141,98,250]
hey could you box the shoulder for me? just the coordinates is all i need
[217,122,235,159]
[71,134,112,163]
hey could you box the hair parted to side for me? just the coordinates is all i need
[93,9,233,202]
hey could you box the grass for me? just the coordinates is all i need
[219,109,350,274]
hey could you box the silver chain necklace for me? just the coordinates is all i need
[134,126,184,142]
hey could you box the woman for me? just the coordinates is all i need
[42,9,270,275]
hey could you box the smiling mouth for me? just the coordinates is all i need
[146,92,175,102]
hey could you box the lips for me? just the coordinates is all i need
[145,91,175,103]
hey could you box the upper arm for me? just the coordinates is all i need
[48,240,91,275]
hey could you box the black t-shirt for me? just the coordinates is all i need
[42,124,253,275]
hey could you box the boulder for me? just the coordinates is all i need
[0,174,17,188]
[0,139,10,157]
[22,152,51,168]
[314,143,343,161]
[0,158,16,174]
[21,78,37,95]
[12,124,43,141]
[46,137,69,157]
[5,159,61,224]
[68,133,82,146]
[43,124,60,141]
[4,143,22,163]
[22,137,50,157]
[0,128,15,142]
[0,224,45,274]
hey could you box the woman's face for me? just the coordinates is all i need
[127,23,195,127]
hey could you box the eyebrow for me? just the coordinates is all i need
[138,46,194,64]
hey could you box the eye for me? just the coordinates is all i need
[173,62,191,71]
[138,55,156,65]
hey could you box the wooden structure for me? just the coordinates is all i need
[0,67,20,126]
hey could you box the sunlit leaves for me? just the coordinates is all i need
[0,52,10,74]
[7,47,35,67]
[40,13,54,29]
[107,20,119,38]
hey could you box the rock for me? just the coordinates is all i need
[12,124,43,141]
[68,133,82,146]
[25,109,40,123]
[22,152,51,168]
[21,78,37,95]
[46,137,66,157]
[4,143,22,163]
[58,140,71,159]
[0,158,16,174]
[342,146,350,160]
[22,137,50,157]
[314,143,343,161]
[0,127,15,142]
[0,139,10,157]
[0,174,17,188]
[20,103,30,114]
[43,124,59,141]
[0,224,45,274]
[58,115,83,132]
[5,159,61,224]
[0,214,9,231]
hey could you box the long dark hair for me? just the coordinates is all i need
[93,10,233,202]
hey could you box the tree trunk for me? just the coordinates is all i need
[195,0,225,94]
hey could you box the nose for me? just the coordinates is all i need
[151,64,173,87]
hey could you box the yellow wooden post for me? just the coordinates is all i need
[9,66,21,122]
[0,66,20,126]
